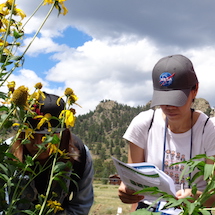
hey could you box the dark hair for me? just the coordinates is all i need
[191,84,198,91]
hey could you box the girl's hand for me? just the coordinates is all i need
[176,188,193,199]
[118,182,144,204]
[176,189,202,200]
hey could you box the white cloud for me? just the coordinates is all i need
[6,69,65,105]
[21,36,69,57]
[187,47,215,107]
[7,0,215,115]
[46,37,159,81]
[8,69,48,90]
[42,37,159,113]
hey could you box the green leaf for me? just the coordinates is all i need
[13,30,24,39]
[186,201,195,214]
[4,152,19,160]
[20,210,37,215]
[192,154,208,160]
[0,163,9,173]
[0,143,9,151]
[191,161,205,171]
[1,118,13,129]
[204,164,214,180]
[25,155,34,166]
[1,113,9,121]
[204,180,215,192]
[132,208,161,215]
[0,173,10,182]
[9,55,23,61]
[134,186,169,198]
[179,164,189,181]
[4,60,13,66]
[190,171,204,184]
[163,198,184,209]
[51,133,60,144]
[191,184,198,195]
[0,91,7,99]
[53,176,68,192]
[53,161,71,173]
[0,54,7,63]
[43,134,60,145]
[0,105,8,111]
[207,156,215,162]
[200,209,212,215]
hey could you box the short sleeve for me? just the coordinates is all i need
[123,109,155,149]
[203,117,215,157]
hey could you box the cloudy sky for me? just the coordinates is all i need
[6,0,215,115]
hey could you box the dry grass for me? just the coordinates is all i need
[89,182,131,215]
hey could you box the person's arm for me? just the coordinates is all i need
[176,156,215,207]
[63,147,94,215]
[118,142,145,211]
[128,141,145,163]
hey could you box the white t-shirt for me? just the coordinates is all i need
[123,109,215,202]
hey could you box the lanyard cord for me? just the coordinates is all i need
[162,109,194,186]
[162,117,168,172]
[189,109,194,160]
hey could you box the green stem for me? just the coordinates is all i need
[20,3,55,58]
[18,161,52,203]
[0,65,19,87]
[0,0,17,84]
[21,1,44,30]
[7,164,32,213]
[0,105,16,130]
[0,1,55,87]
[38,151,58,215]
[1,0,15,53]
[7,149,48,214]
[38,95,67,214]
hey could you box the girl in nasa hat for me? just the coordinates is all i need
[118,54,215,213]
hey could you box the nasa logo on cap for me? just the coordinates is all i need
[159,72,175,87]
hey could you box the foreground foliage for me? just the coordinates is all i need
[0,1,83,214]
[132,154,215,215]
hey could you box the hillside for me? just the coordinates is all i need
[72,98,213,180]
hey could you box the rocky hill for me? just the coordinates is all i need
[192,98,213,116]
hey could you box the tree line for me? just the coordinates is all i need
[72,100,150,182]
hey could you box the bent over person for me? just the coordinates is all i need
[6,92,94,215]
[118,54,215,213]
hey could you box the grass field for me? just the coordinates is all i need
[89,181,215,215]
[89,182,131,215]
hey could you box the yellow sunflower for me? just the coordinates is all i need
[47,200,64,213]
[34,113,52,132]
[59,110,76,128]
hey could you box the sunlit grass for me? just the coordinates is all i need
[89,181,131,215]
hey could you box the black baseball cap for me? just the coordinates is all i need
[150,54,198,107]
[27,92,65,134]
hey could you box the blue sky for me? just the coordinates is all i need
[7,0,215,115]
[15,27,92,84]
[52,27,92,48]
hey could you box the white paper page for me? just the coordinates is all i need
[112,157,176,196]
[158,201,182,215]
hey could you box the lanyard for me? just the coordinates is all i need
[162,109,194,186]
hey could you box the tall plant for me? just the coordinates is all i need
[0,1,82,214]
